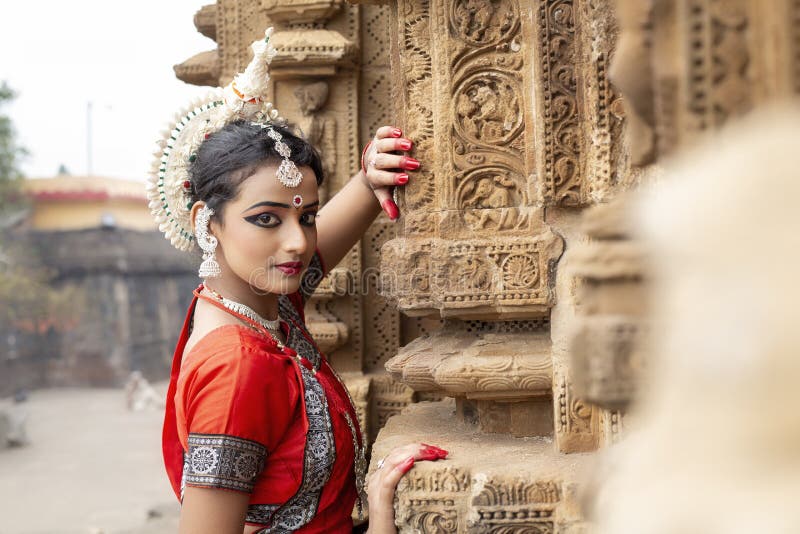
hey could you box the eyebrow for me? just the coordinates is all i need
[243,200,320,212]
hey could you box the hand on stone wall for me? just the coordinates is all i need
[360,126,419,221]
[366,442,448,533]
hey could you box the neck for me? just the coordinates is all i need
[203,279,279,321]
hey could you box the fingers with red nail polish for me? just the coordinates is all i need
[396,173,409,185]
[418,451,439,461]
[402,157,420,170]
[421,443,449,458]
[398,456,415,474]
[381,198,399,221]
[391,127,403,138]
[397,139,412,151]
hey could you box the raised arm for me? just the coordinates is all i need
[316,126,420,269]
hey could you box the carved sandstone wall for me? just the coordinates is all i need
[176,0,800,531]
[361,0,627,531]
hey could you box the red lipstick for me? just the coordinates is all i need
[275,261,303,276]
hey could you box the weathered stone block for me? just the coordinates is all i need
[370,401,591,533]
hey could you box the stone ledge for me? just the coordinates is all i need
[386,326,552,400]
[380,232,564,320]
[174,50,221,87]
[370,401,591,533]
[270,29,357,72]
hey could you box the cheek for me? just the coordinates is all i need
[221,223,281,270]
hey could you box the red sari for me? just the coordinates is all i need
[162,252,363,532]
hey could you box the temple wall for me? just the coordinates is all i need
[0,228,197,397]
[174,0,800,531]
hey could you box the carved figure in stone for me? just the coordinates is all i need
[447,255,493,293]
[295,81,336,203]
[458,81,519,143]
[453,0,517,44]
[459,172,528,230]
[150,29,448,533]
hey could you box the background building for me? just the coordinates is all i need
[0,174,196,396]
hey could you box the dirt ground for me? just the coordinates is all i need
[0,385,179,534]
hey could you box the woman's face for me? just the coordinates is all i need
[206,162,320,296]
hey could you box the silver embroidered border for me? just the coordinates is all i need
[253,364,336,533]
[183,433,267,493]
[278,295,322,370]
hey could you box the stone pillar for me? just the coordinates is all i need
[369,0,624,530]
[567,0,800,448]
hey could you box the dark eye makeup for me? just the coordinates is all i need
[244,210,318,228]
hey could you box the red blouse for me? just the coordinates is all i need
[162,252,363,532]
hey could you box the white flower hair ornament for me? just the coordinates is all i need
[146,28,303,252]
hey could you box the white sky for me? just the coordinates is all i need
[1,0,212,181]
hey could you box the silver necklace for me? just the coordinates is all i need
[205,287,280,332]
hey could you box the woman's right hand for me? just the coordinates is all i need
[366,443,448,534]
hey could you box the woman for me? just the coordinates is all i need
[150,30,446,534]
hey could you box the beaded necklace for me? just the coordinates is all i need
[203,286,281,333]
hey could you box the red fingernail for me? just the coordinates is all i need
[396,174,409,185]
[399,457,415,474]
[403,157,420,170]
[419,451,439,461]
[398,139,412,150]
[391,128,403,138]
[423,446,448,458]
[381,198,399,221]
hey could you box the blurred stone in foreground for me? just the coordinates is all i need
[586,107,800,533]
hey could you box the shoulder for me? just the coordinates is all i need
[178,325,302,445]
[186,324,283,364]
[181,325,297,394]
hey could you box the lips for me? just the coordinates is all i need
[275,261,303,276]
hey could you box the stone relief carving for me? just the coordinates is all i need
[394,467,469,534]
[397,0,436,213]
[454,75,522,146]
[555,372,599,453]
[451,0,517,45]
[294,80,335,204]
[381,233,563,317]
[536,0,582,206]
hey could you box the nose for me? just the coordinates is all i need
[280,217,309,257]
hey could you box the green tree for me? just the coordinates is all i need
[0,82,81,332]
[0,81,27,218]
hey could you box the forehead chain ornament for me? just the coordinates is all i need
[265,126,304,188]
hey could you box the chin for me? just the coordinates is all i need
[242,269,297,296]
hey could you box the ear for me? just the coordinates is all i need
[189,201,207,235]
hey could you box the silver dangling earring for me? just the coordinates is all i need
[195,205,221,279]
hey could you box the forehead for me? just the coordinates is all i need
[234,162,319,205]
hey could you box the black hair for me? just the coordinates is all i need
[188,120,324,223]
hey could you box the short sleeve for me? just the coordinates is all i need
[180,331,300,493]
[298,248,327,303]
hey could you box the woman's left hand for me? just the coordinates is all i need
[361,126,420,221]
[366,442,447,533]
